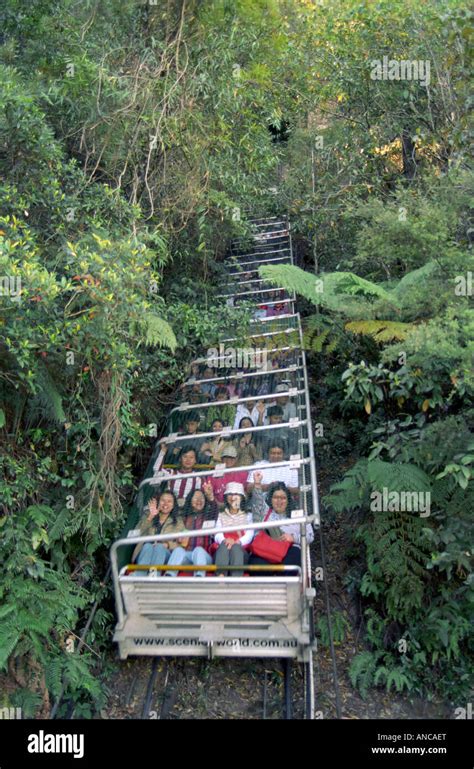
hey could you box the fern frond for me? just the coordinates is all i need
[349,651,384,699]
[258,264,398,316]
[335,272,396,303]
[392,261,438,297]
[0,625,21,668]
[32,363,65,424]
[258,263,324,305]
[367,460,431,493]
[345,320,417,342]
[142,313,177,351]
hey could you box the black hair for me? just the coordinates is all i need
[215,385,228,398]
[211,418,224,428]
[153,489,180,525]
[182,488,215,520]
[266,441,286,454]
[267,405,283,418]
[178,444,197,462]
[265,482,294,514]
[185,410,201,424]
[239,416,254,429]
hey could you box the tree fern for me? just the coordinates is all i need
[44,655,66,699]
[345,320,417,342]
[324,459,369,512]
[349,651,384,699]
[0,623,21,668]
[302,313,343,355]
[391,261,439,299]
[142,313,177,351]
[335,272,395,303]
[30,363,65,424]
[367,459,431,493]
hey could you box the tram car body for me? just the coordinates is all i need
[111,217,319,700]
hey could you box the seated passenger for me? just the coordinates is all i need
[214,482,254,577]
[233,417,262,466]
[246,442,298,495]
[200,419,232,463]
[188,387,205,405]
[258,405,297,457]
[204,386,236,430]
[226,377,242,399]
[206,445,248,506]
[200,367,217,400]
[167,446,202,505]
[164,411,206,463]
[165,482,218,577]
[273,383,297,421]
[233,399,267,429]
[266,301,291,317]
[248,475,314,573]
[132,490,185,574]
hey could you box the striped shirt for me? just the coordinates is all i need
[215,510,254,547]
[167,474,202,505]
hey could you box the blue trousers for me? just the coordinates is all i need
[168,546,212,577]
[136,542,170,568]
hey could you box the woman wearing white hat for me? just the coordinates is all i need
[213,482,254,576]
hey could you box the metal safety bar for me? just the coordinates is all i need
[188,346,298,369]
[249,298,295,308]
[182,363,304,387]
[229,250,289,263]
[159,417,308,445]
[221,327,298,343]
[125,564,300,573]
[218,286,290,299]
[229,256,290,270]
[141,457,311,488]
[249,312,298,325]
[231,231,290,246]
[226,277,280,288]
[111,515,313,624]
[169,387,305,415]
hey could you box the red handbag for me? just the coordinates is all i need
[209,530,243,556]
[249,511,290,564]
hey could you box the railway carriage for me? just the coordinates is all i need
[111,217,319,717]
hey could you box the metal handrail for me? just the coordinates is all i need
[218,286,290,299]
[229,255,290,269]
[221,327,298,343]
[229,249,290,261]
[188,345,297,368]
[169,387,304,414]
[140,456,311,488]
[249,312,298,324]
[250,298,295,308]
[111,514,314,624]
[159,417,308,445]
[226,277,278,288]
[181,363,303,387]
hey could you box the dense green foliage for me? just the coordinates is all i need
[259,0,473,703]
[0,0,472,714]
